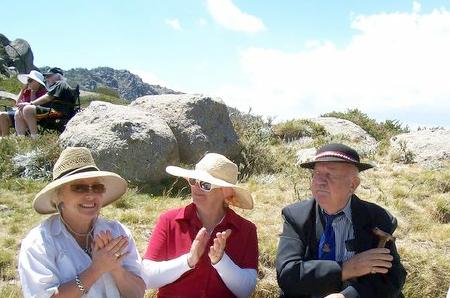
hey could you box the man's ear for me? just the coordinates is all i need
[350,175,360,193]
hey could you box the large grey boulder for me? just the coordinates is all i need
[309,117,378,154]
[131,94,240,164]
[0,35,36,75]
[390,128,450,166]
[59,101,179,184]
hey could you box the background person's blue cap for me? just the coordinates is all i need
[43,67,64,76]
[300,143,374,172]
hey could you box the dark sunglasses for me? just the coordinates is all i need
[187,178,218,192]
[27,78,34,83]
[70,183,106,194]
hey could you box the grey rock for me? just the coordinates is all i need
[59,101,179,184]
[390,128,450,166]
[296,148,317,165]
[309,117,378,154]
[1,37,36,74]
[57,67,181,101]
[0,34,10,46]
[0,90,18,100]
[131,94,240,164]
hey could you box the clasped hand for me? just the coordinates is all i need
[91,230,129,274]
[187,227,232,268]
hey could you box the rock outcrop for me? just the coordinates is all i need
[0,34,36,76]
[131,94,240,164]
[60,67,181,101]
[59,101,179,184]
[390,128,450,166]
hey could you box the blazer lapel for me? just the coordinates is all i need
[313,202,325,259]
[351,195,375,253]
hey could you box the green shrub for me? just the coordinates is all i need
[230,109,295,180]
[94,86,120,98]
[390,140,415,164]
[80,94,129,108]
[0,133,60,180]
[322,109,409,141]
[433,198,450,223]
[272,119,327,141]
[0,77,21,93]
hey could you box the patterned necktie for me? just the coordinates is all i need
[318,212,343,260]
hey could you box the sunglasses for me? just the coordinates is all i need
[70,183,106,194]
[27,78,34,83]
[187,178,218,192]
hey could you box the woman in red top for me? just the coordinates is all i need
[0,70,46,137]
[142,153,259,298]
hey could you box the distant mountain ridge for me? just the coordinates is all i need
[42,66,182,101]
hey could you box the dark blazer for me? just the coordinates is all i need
[276,195,406,298]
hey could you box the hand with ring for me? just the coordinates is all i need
[91,230,129,274]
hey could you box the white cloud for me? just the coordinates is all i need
[206,0,266,33]
[214,3,450,127]
[165,18,182,30]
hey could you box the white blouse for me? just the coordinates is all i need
[18,215,142,298]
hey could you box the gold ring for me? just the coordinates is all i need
[371,267,376,274]
[115,253,121,258]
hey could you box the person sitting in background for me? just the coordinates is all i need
[142,153,259,298]
[276,143,406,298]
[0,70,46,137]
[18,146,145,297]
[15,67,75,139]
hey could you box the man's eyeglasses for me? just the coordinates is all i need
[187,178,218,192]
[70,183,106,194]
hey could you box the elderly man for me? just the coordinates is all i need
[276,143,406,298]
[15,67,76,138]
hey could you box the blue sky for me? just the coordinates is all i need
[2,0,450,128]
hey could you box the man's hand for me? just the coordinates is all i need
[342,248,393,281]
[208,229,232,264]
[187,227,209,268]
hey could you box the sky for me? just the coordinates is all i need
[2,0,450,128]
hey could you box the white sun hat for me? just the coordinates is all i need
[17,70,46,88]
[166,153,254,210]
[33,147,127,214]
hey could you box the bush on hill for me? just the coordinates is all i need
[272,119,328,141]
[0,77,22,93]
[94,86,120,98]
[230,109,296,181]
[322,108,409,141]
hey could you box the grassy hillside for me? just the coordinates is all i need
[0,108,449,297]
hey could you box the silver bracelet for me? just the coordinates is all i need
[75,274,88,295]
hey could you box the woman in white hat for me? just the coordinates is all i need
[142,153,258,298]
[0,70,47,137]
[18,147,145,297]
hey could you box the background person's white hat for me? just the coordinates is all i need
[166,153,254,209]
[33,147,127,214]
[17,70,46,88]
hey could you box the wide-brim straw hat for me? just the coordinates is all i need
[33,147,127,214]
[17,70,46,88]
[166,153,254,210]
[300,143,374,172]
